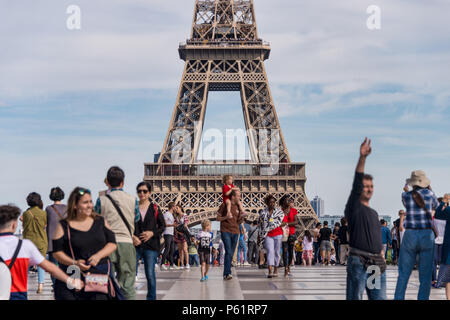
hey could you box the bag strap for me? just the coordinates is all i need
[105,195,133,238]
[66,222,76,261]
[153,204,158,220]
[52,205,65,220]
[8,239,23,270]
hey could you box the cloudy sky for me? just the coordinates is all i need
[1,0,449,218]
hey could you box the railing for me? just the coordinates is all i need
[180,39,270,47]
[144,163,305,177]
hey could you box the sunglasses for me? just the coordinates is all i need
[137,189,149,194]
[78,188,91,195]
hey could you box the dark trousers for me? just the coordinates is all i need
[295,252,303,265]
[313,242,321,264]
[282,241,294,268]
[247,241,258,264]
[392,239,399,263]
[161,234,175,266]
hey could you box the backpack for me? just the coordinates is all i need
[0,239,22,300]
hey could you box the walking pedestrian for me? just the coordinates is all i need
[45,187,67,287]
[247,221,259,265]
[160,202,178,270]
[52,187,120,300]
[302,230,313,266]
[280,195,298,277]
[380,219,392,260]
[188,236,200,267]
[216,190,247,280]
[132,181,165,300]
[312,223,321,265]
[435,194,450,299]
[432,196,447,288]
[237,223,250,266]
[258,195,284,278]
[197,220,213,281]
[332,223,341,265]
[0,204,83,300]
[319,221,332,266]
[338,217,350,266]
[174,204,190,269]
[345,138,386,300]
[394,170,439,300]
[95,166,140,300]
[22,192,47,294]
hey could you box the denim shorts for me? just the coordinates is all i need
[320,240,332,252]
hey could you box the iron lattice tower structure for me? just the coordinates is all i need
[144,0,319,234]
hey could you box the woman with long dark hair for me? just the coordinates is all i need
[302,230,313,266]
[52,187,119,300]
[174,203,190,269]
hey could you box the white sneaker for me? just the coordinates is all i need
[161,265,168,271]
[185,264,190,270]
[243,262,251,267]
[135,276,138,282]
[170,265,180,270]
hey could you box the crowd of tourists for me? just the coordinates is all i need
[1,138,450,300]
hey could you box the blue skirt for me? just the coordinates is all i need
[437,264,450,287]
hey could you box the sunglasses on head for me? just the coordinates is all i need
[78,188,91,196]
[137,189,149,194]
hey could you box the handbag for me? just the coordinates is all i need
[66,223,114,297]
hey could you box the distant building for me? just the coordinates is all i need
[318,215,392,228]
[311,196,324,217]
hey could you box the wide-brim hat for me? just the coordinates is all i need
[406,170,431,188]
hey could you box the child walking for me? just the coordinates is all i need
[197,220,213,282]
[222,175,245,219]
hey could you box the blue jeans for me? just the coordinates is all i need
[237,235,248,263]
[136,248,158,300]
[346,255,387,300]
[37,266,45,284]
[394,229,434,300]
[221,232,238,277]
[189,254,200,266]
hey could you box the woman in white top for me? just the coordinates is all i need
[302,230,313,266]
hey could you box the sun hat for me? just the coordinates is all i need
[406,170,431,188]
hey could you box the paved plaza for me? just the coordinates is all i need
[27,264,447,300]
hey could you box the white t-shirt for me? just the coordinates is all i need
[303,236,313,251]
[163,211,175,236]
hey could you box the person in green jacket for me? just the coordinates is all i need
[21,192,48,293]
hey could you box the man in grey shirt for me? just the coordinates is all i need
[247,221,259,265]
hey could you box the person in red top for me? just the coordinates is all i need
[0,204,83,300]
[258,195,284,278]
[222,175,246,219]
[280,196,299,277]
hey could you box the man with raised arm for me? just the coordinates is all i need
[345,138,386,300]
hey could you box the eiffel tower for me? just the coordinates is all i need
[144,0,319,234]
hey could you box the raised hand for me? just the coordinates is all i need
[360,137,372,157]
